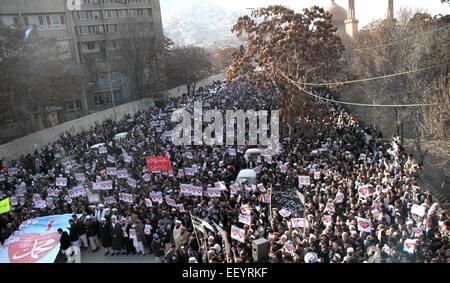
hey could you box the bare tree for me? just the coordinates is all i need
[166,46,212,95]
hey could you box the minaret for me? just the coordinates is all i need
[345,0,359,38]
[387,0,394,20]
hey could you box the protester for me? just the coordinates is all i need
[0,80,448,264]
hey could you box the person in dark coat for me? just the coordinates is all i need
[58,228,73,261]
[123,220,136,255]
[110,216,123,256]
[151,233,165,263]
[86,216,100,252]
[68,220,80,247]
[99,218,112,255]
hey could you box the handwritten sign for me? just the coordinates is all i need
[127,178,137,188]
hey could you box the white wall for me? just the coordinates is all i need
[0,73,226,161]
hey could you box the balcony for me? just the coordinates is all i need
[77,32,106,42]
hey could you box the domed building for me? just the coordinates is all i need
[325,0,395,40]
[325,0,348,36]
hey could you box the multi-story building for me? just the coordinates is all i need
[0,0,163,123]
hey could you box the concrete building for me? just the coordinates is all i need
[0,0,164,122]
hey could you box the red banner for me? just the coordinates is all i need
[145,156,173,173]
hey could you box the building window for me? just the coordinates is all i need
[92,11,101,19]
[60,15,65,24]
[118,10,127,18]
[65,100,82,114]
[46,16,51,25]
[51,15,60,25]
[87,42,96,51]
[94,93,104,106]
[23,16,29,26]
[13,16,19,25]
[39,16,45,25]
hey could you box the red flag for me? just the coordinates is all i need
[145,156,173,174]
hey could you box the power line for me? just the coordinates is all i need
[355,24,450,52]
[290,64,446,87]
[276,68,444,108]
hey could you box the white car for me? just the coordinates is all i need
[236,169,257,185]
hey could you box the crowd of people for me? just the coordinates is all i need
[0,79,448,263]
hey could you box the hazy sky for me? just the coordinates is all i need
[161,0,450,29]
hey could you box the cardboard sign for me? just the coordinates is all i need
[8,168,18,176]
[335,192,344,204]
[207,187,221,198]
[298,176,311,186]
[32,194,42,203]
[229,183,240,195]
[403,239,416,254]
[88,193,100,204]
[238,214,252,225]
[411,204,426,217]
[9,197,18,206]
[291,218,305,228]
[107,155,115,163]
[120,193,133,204]
[231,225,245,243]
[280,164,287,173]
[314,171,321,180]
[358,185,369,199]
[165,197,176,207]
[264,155,273,164]
[124,155,132,163]
[412,227,423,238]
[144,224,152,235]
[46,188,59,197]
[180,184,193,196]
[104,196,117,205]
[92,181,113,191]
[190,186,203,197]
[175,204,185,213]
[146,156,173,173]
[144,198,152,208]
[55,177,67,187]
[117,170,128,179]
[177,169,184,177]
[356,217,373,233]
[106,167,117,176]
[129,229,136,239]
[285,241,295,254]
[184,167,195,176]
[127,178,137,188]
[228,148,236,156]
[75,173,85,182]
[142,174,151,182]
[150,192,163,204]
[68,185,85,198]
[99,146,107,154]
[322,215,333,226]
